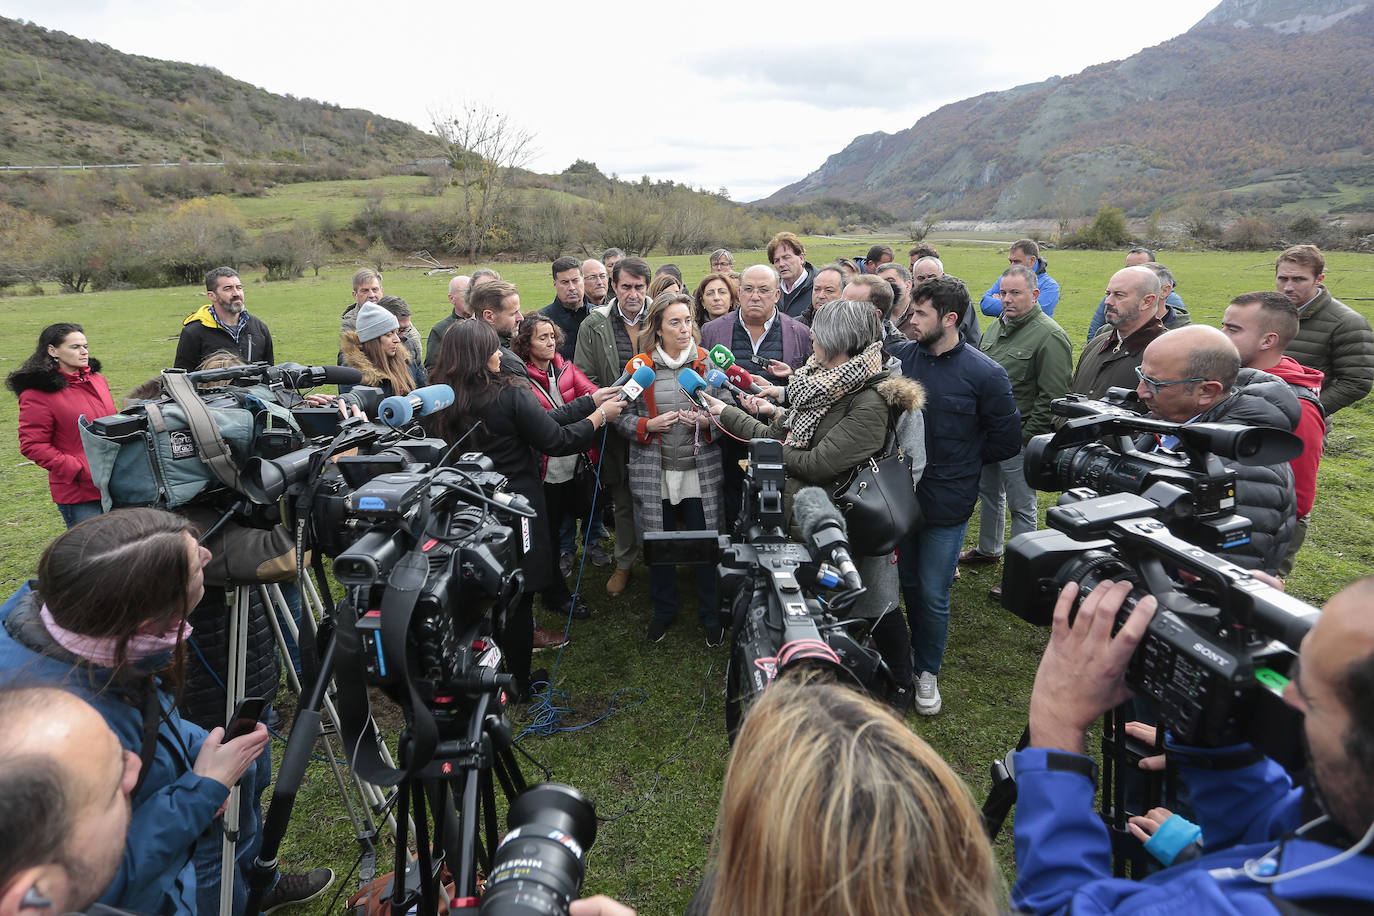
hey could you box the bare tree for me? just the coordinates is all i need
[431,103,536,262]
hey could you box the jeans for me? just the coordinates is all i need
[976,450,1038,557]
[647,498,719,626]
[57,500,102,528]
[193,744,271,916]
[898,521,969,676]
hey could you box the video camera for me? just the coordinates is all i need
[1002,393,1314,748]
[644,439,890,736]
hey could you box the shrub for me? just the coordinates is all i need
[1061,206,1133,249]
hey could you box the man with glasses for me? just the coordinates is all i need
[709,248,736,277]
[1135,325,1300,573]
[1070,266,1167,399]
[700,264,812,524]
[911,256,980,347]
[581,259,611,306]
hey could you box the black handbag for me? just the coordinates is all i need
[831,415,922,556]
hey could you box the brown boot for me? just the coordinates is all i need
[606,567,632,596]
[532,625,569,650]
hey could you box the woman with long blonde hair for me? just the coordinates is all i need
[707,674,1002,916]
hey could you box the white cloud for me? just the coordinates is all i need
[1,0,1220,200]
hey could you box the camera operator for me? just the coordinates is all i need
[1134,326,1299,573]
[1012,576,1374,914]
[0,686,141,916]
[0,510,272,916]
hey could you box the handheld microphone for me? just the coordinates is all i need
[792,487,863,591]
[378,384,455,427]
[707,344,735,371]
[269,362,365,388]
[620,365,657,402]
[609,353,653,388]
[725,365,764,394]
[706,368,747,399]
[677,368,710,409]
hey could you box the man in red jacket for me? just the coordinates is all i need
[1221,290,1326,576]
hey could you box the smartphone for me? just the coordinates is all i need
[225,696,267,741]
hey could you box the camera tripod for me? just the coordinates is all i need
[981,702,1175,879]
[244,601,529,916]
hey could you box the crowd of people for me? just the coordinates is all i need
[4,235,1372,916]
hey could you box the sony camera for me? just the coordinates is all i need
[1002,394,1315,748]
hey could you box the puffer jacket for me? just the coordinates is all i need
[179,583,281,730]
[338,329,427,397]
[1193,368,1300,573]
[10,360,116,503]
[0,582,227,916]
[340,302,422,364]
[526,355,600,479]
[1281,286,1374,415]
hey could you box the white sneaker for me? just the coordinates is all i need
[915,671,942,716]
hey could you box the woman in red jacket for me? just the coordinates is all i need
[7,323,116,527]
[513,316,600,623]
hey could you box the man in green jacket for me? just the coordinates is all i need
[959,266,1073,599]
[1276,244,1374,415]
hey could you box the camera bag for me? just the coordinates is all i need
[79,369,298,510]
[831,414,922,556]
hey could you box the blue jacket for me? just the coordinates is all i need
[979,257,1060,317]
[1087,290,1190,339]
[890,336,1021,525]
[1011,743,1374,915]
[0,582,229,916]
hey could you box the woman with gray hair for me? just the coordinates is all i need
[704,299,927,714]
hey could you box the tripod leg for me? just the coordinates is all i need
[219,584,251,916]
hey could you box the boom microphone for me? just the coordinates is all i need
[677,368,709,409]
[620,365,657,402]
[271,362,365,388]
[793,487,863,591]
[707,344,735,371]
[378,384,455,427]
[725,365,764,394]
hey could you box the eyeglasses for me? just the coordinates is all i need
[740,286,776,297]
[583,273,607,281]
[1134,365,1207,395]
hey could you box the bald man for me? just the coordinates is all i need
[1135,325,1299,573]
[1070,266,1168,399]
[0,687,141,916]
[1014,574,1374,912]
[426,274,473,370]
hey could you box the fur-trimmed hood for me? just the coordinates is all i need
[6,359,103,396]
[339,330,390,387]
[876,373,925,413]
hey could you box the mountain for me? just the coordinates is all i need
[761,0,1374,220]
[0,16,435,168]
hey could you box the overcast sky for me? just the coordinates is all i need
[3,0,1222,201]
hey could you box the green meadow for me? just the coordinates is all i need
[2,243,1372,913]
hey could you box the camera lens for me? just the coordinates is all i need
[481,783,597,916]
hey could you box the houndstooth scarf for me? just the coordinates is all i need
[783,341,885,448]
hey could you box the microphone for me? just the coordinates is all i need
[620,365,657,402]
[677,368,709,409]
[608,354,653,388]
[792,487,863,591]
[270,362,365,388]
[707,345,735,371]
[378,384,455,427]
[725,365,764,394]
[706,368,747,399]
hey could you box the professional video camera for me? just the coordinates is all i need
[644,439,891,736]
[1002,393,1311,747]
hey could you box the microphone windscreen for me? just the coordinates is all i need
[410,384,455,415]
[792,486,846,542]
[621,365,658,402]
[726,365,754,388]
[708,345,735,369]
[678,367,707,397]
[314,365,364,386]
[706,369,729,388]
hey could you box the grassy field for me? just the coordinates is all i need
[2,245,1373,914]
